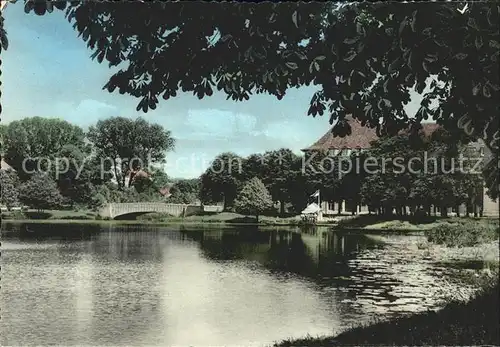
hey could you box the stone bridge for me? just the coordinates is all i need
[99,203,223,220]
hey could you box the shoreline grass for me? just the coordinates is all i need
[2,210,498,231]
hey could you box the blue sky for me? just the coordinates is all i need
[1,3,422,178]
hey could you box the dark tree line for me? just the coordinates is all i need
[200,129,486,217]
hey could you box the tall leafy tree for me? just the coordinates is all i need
[0,169,20,209]
[2,117,85,178]
[52,144,112,206]
[241,153,266,182]
[234,177,273,222]
[200,152,243,210]
[261,148,300,216]
[86,117,175,189]
[168,178,201,204]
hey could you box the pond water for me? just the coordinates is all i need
[0,223,477,346]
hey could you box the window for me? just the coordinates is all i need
[328,202,335,210]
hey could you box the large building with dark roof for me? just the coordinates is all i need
[302,116,498,217]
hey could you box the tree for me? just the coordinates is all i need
[168,178,201,204]
[14,3,498,145]
[240,153,266,182]
[288,155,310,214]
[302,149,345,212]
[4,2,498,194]
[87,117,175,189]
[359,128,485,217]
[200,152,243,210]
[149,167,171,190]
[2,117,85,178]
[234,177,273,222]
[52,144,109,206]
[261,148,301,216]
[18,172,64,210]
[0,169,20,209]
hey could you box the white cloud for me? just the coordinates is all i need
[182,109,257,139]
[55,99,120,128]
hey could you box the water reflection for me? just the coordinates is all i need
[0,223,475,346]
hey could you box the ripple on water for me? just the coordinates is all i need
[339,234,480,318]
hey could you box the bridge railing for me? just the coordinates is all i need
[102,202,223,219]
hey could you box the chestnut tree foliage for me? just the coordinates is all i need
[1,1,498,194]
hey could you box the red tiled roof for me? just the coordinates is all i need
[159,187,171,196]
[302,116,440,151]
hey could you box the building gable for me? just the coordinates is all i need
[302,116,440,152]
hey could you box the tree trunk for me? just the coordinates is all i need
[441,206,448,217]
[337,201,342,215]
[113,159,122,190]
[280,201,285,216]
[255,214,259,224]
[455,205,460,217]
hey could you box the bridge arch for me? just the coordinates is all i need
[99,202,223,220]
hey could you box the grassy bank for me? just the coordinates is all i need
[334,214,499,232]
[424,218,499,247]
[2,210,328,226]
[274,278,499,346]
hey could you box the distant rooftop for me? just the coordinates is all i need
[302,116,440,151]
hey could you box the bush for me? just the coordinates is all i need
[24,211,53,220]
[136,212,174,222]
[425,221,499,247]
[58,215,94,220]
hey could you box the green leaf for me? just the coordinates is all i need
[489,40,500,49]
[399,18,407,35]
[295,51,307,60]
[285,62,298,70]
[407,51,413,69]
[292,10,298,28]
[475,35,483,50]
[467,17,479,30]
[344,51,357,62]
[422,27,432,36]
[453,53,468,60]
[472,82,481,96]
[411,10,417,32]
[343,38,358,45]
[388,57,400,73]
[422,61,429,73]
[315,55,326,61]
[383,78,389,93]
[483,85,491,98]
